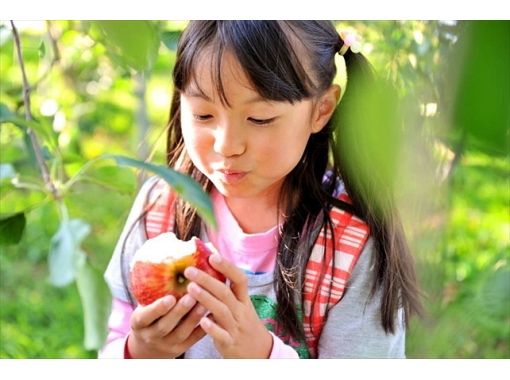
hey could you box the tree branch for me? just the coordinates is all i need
[10,20,61,200]
[27,21,61,91]
[134,71,150,186]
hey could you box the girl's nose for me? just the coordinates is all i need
[213,123,246,157]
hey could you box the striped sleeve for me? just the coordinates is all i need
[317,238,406,358]
[302,206,369,357]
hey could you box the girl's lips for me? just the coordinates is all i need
[217,169,248,183]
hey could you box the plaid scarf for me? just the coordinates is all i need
[142,179,369,358]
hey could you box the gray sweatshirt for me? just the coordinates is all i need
[103,177,406,358]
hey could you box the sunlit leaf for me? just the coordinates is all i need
[452,21,510,156]
[106,154,216,228]
[334,73,402,216]
[476,268,510,320]
[0,187,46,216]
[161,30,180,51]
[48,218,91,287]
[0,103,36,130]
[84,165,137,194]
[93,21,160,72]
[75,257,111,350]
[0,145,26,163]
[0,102,58,149]
[0,213,26,245]
[38,40,46,58]
[0,103,15,120]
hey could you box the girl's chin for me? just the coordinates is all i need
[211,181,252,198]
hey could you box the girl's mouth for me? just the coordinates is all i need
[218,169,248,183]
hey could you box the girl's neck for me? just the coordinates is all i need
[224,194,280,234]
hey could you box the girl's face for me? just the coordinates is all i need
[180,52,325,205]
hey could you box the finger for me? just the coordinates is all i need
[184,325,208,346]
[172,325,207,355]
[169,303,209,343]
[184,266,238,310]
[170,303,209,347]
[209,254,250,302]
[187,282,236,331]
[200,315,233,348]
[131,295,176,330]
[149,294,198,336]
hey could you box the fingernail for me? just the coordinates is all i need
[210,254,222,264]
[181,294,195,307]
[181,294,196,308]
[201,317,212,328]
[185,266,198,278]
[162,295,175,307]
[188,282,201,295]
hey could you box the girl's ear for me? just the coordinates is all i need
[311,84,341,133]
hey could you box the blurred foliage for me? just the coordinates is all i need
[451,21,509,156]
[0,20,508,358]
[91,21,160,72]
[0,20,213,352]
[406,153,509,358]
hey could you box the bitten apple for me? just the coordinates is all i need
[130,232,226,305]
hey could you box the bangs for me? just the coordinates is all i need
[173,21,318,107]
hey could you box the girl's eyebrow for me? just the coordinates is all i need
[244,95,273,105]
[183,89,213,102]
[183,88,273,106]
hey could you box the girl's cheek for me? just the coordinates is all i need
[182,122,205,145]
[183,129,215,163]
[191,129,214,149]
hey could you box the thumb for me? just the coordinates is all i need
[131,295,176,329]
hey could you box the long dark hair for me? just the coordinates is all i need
[158,21,423,342]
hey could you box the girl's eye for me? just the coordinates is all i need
[193,114,213,121]
[248,117,276,125]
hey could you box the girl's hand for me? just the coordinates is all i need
[184,254,273,358]
[127,293,208,358]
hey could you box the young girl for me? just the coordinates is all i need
[99,20,423,359]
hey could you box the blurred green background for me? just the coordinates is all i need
[0,20,508,358]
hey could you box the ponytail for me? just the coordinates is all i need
[333,37,424,333]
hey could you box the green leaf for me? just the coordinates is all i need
[0,142,26,163]
[38,40,46,58]
[0,103,15,120]
[334,75,402,216]
[93,21,160,72]
[476,268,510,320]
[0,187,46,216]
[452,21,510,156]
[161,30,180,51]
[0,213,26,245]
[75,257,112,350]
[48,218,91,287]
[106,154,217,228]
[84,165,137,194]
[0,103,38,130]
[0,103,58,150]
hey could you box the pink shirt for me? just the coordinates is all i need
[99,188,298,359]
[206,187,279,275]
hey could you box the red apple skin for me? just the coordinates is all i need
[130,237,226,306]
